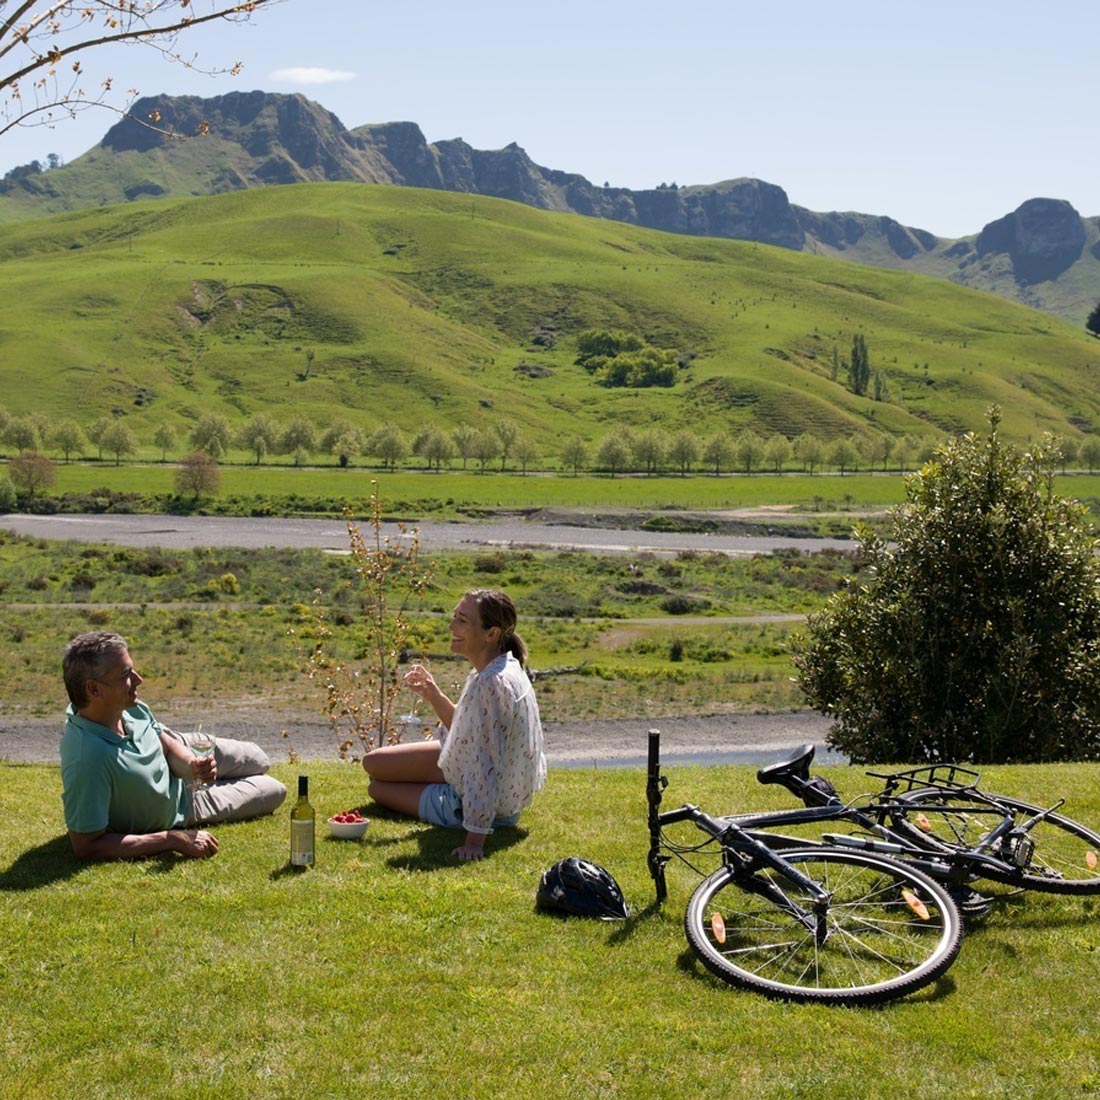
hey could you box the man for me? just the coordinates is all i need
[60,631,286,861]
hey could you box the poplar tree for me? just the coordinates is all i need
[1087,299,1100,337]
[847,334,871,396]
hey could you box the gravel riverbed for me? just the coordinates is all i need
[0,708,838,768]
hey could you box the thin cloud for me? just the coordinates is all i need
[270,67,357,86]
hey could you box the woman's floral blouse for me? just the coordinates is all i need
[438,653,546,834]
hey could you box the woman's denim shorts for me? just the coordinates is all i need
[418,782,521,831]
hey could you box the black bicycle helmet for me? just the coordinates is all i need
[536,857,630,920]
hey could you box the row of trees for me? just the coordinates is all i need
[569,427,941,477]
[8,402,1100,479]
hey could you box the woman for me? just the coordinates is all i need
[363,589,546,861]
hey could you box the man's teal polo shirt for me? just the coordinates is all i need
[60,701,188,834]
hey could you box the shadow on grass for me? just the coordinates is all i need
[605,898,666,944]
[674,945,959,1005]
[365,804,531,870]
[6,817,280,888]
[265,806,531,875]
[0,834,86,891]
[980,894,1099,930]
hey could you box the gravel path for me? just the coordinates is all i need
[0,708,839,768]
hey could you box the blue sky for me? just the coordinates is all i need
[2,0,1096,238]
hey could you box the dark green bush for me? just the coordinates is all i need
[793,410,1100,763]
[660,593,711,615]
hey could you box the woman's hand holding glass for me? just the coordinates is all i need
[402,661,456,734]
[403,662,437,701]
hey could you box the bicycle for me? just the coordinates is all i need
[750,743,1100,898]
[645,729,964,1005]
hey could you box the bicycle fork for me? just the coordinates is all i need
[725,838,833,943]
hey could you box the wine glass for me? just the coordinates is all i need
[188,729,216,790]
[400,659,431,741]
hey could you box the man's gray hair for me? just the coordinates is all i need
[63,631,129,708]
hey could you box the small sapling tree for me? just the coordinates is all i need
[8,450,57,497]
[175,450,220,500]
[304,485,433,759]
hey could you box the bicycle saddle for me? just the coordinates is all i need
[757,743,816,786]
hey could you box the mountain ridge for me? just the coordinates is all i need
[2,90,1098,324]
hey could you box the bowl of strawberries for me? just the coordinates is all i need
[328,809,369,839]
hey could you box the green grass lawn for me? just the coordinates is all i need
[11,461,1100,525]
[32,460,915,515]
[3,759,1099,1100]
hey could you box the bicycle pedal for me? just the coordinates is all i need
[947,886,994,919]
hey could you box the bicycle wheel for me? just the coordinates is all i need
[683,848,963,1005]
[889,788,1100,894]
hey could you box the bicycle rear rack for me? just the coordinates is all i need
[866,761,983,795]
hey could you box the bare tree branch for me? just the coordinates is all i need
[1,1,282,145]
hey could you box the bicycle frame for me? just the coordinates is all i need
[647,729,835,925]
[749,743,1064,884]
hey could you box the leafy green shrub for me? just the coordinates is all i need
[641,514,717,533]
[473,552,508,574]
[52,488,147,513]
[793,410,1100,764]
[574,328,680,388]
[684,637,733,662]
[123,548,181,577]
[616,579,667,596]
[207,572,241,595]
[527,582,585,618]
[660,593,711,615]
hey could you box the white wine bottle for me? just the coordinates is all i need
[290,775,315,868]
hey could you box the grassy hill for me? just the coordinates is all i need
[2,182,1099,452]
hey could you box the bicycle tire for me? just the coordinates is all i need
[889,788,1100,894]
[683,847,963,1005]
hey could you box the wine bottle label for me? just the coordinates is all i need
[290,820,315,866]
